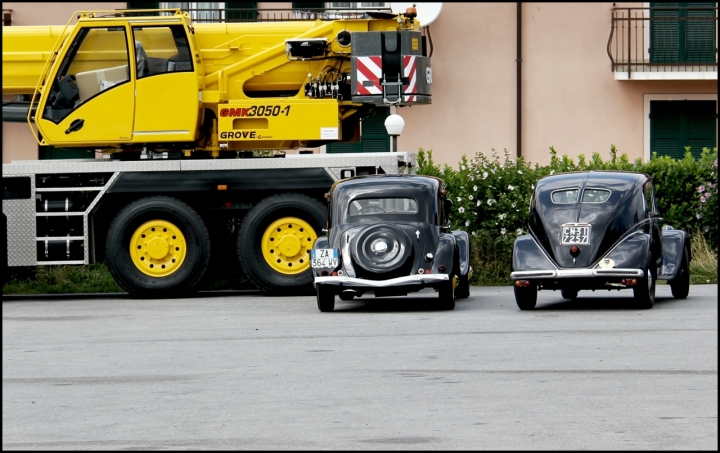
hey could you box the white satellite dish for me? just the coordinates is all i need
[389,3,443,27]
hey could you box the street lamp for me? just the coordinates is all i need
[384,114,405,152]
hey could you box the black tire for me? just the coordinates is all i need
[633,258,656,309]
[237,194,326,295]
[669,248,690,299]
[514,283,537,310]
[561,288,578,300]
[438,280,455,310]
[454,273,471,300]
[105,196,210,298]
[317,284,335,312]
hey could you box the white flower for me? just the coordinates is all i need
[457,197,462,202]
[508,185,515,191]
[471,231,477,236]
[501,228,506,235]
[461,165,466,171]
[531,184,535,189]
[473,185,478,192]
[550,170,555,175]
[511,202,516,208]
[518,170,523,175]
[458,207,465,213]
[498,213,506,220]
[469,175,474,181]
[482,172,488,179]
[516,229,523,235]
[465,220,471,227]
[469,195,474,201]
[477,200,482,206]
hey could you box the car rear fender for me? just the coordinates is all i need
[658,228,689,280]
[451,230,470,276]
[511,234,557,272]
[431,234,457,275]
[596,231,650,270]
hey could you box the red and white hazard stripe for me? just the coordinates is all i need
[355,56,382,95]
[403,55,417,102]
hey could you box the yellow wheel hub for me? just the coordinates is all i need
[130,220,187,277]
[261,217,317,275]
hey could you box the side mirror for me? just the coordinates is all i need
[443,198,453,214]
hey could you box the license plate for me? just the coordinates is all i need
[311,248,339,268]
[561,224,590,244]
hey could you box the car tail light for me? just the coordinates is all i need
[424,269,431,274]
[321,270,328,276]
[621,278,637,286]
[570,246,580,257]
[331,271,338,276]
[514,280,531,287]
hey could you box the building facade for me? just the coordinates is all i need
[2,2,717,167]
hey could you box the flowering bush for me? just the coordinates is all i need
[416,145,719,284]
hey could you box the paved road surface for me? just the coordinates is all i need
[3,284,717,450]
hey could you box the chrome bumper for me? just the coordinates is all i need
[314,274,449,288]
[510,268,644,279]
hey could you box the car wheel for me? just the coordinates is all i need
[237,194,326,295]
[316,284,335,312]
[514,283,537,310]
[669,248,690,299]
[561,288,578,300]
[455,273,470,299]
[105,196,211,298]
[633,258,656,309]
[437,280,455,310]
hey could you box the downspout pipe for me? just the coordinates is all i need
[517,1,522,159]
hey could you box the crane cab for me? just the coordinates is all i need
[33,10,201,150]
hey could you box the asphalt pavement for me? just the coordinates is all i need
[2,284,718,450]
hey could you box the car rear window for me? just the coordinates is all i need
[551,189,578,204]
[349,198,418,216]
[582,189,611,203]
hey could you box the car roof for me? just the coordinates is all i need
[535,170,650,193]
[330,174,444,194]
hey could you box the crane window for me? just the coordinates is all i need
[42,27,130,123]
[132,25,193,78]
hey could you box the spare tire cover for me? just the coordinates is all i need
[350,224,413,274]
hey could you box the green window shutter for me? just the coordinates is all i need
[292,2,325,10]
[126,2,160,16]
[650,2,716,64]
[651,100,717,160]
[39,146,95,160]
[685,2,716,63]
[226,2,257,21]
[327,107,390,153]
[650,2,681,63]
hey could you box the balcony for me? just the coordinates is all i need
[608,5,717,80]
[140,6,394,23]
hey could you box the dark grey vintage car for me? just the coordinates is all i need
[511,171,691,310]
[311,174,472,312]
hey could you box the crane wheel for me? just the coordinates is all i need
[237,194,326,295]
[106,196,210,298]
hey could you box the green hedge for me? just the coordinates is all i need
[416,145,718,285]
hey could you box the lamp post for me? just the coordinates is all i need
[384,114,405,152]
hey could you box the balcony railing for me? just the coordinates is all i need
[141,6,394,23]
[608,5,718,80]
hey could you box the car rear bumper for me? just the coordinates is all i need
[510,268,644,279]
[314,274,449,288]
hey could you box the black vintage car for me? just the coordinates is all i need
[511,171,691,309]
[311,174,472,312]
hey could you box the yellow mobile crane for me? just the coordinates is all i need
[2,7,432,297]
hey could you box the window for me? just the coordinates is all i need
[329,2,386,8]
[644,182,656,213]
[650,2,717,64]
[551,189,579,204]
[650,100,717,159]
[157,2,258,22]
[581,189,611,203]
[349,198,418,216]
[326,107,390,153]
[132,25,193,77]
[42,27,130,123]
